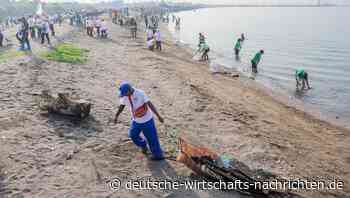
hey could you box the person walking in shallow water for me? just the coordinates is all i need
[114,82,165,161]
[251,50,264,73]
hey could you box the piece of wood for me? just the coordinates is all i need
[39,90,91,119]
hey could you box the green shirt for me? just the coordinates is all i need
[296,68,305,78]
[252,52,262,64]
[200,43,209,51]
[234,40,241,50]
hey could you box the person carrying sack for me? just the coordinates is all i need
[114,82,165,161]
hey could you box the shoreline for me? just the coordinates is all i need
[153,24,350,197]
[162,17,350,130]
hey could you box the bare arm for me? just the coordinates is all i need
[114,105,125,123]
[147,101,164,123]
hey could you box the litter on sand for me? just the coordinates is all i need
[39,90,91,119]
[177,135,300,197]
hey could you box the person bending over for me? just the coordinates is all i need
[296,68,311,90]
[199,42,210,61]
[251,50,264,73]
[114,82,165,161]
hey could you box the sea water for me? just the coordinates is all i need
[168,7,350,127]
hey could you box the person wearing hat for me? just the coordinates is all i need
[114,83,165,161]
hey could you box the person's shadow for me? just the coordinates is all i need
[147,159,202,198]
[147,159,251,198]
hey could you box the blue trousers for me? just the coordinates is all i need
[129,118,163,158]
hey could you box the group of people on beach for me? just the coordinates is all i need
[85,17,108,38]
[17,15,59,50]
[146,28,162,51]
[0,14,61,51]
[196,31,311,90]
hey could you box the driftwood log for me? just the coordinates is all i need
[39,90,91,119]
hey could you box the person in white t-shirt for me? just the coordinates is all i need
[146,28,153,41]
[147,38,155,51]
[114,82,164,160]
[94,18,102,37]
[154,30,161,51]
[100,19,108,38]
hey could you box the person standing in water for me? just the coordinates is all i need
[234,38,242,56]
[295,68,311,90]
[175,17,181,29]
[114,82,165,161]
[251,50,264,73]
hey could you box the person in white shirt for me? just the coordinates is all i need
[86,19,93,37]
[114,82,164,161]
[100,19,108,38]
[146,28,153,41]
[147,38,155,51]
[154,30,161,51]
[41,20,50,45]
[94,18,101,37]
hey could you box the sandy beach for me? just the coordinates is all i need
[0,19,349,198]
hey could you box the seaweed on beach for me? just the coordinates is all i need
[43,43,89,64]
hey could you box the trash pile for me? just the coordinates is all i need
[177,135,300,197]
[39,90,91,119]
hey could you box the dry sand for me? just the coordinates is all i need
[0,20,349,198]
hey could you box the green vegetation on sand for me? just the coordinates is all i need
[0,50,25,63]
[43,43,89,64]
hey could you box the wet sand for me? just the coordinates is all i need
[0,20,349,198]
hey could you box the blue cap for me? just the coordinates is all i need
[119,83,132,97]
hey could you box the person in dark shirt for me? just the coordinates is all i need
[19,17,31,51]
